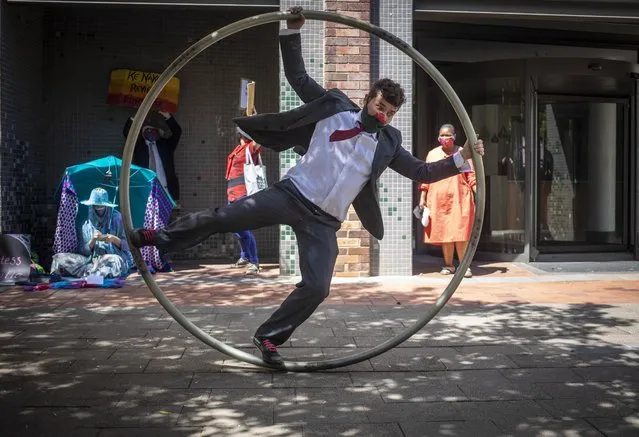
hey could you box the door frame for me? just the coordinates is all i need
[531,93,632,254]
[414,56,638,261]
[633,76,639,259]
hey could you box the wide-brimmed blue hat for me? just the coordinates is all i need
[80,187,117,207]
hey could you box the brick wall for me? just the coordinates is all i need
[0,3,47,263]
[325,0,372,277]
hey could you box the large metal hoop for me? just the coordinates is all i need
[120,10,485,371]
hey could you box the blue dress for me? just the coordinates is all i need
[51,208,133,278]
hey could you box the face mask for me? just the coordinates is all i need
[94,206,106,216]
[438,136,455,147]
[362,111,387,133]
[143,129,158,142]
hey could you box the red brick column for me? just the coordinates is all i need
[325,0,371,277]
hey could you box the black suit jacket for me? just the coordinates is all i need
[123,116,182,201]
[234,33,460,240]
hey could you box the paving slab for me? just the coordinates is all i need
[573,366,639,382]
[108,372,194,389]
[538,398,636,419]
[178,404,274,428]
[400,420,504,437]
[201,424,302,437]
[367,401,465,422]
[364,347,446,371]
[271,372,351,388]
[191,371,273,389]
[305,423,404,437]
[586,414,639,437]
[98,428,202,437]
[499,368,586,383]
[495,418,605,436]
[66,358,151,374]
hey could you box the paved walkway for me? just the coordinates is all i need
[1,261,639,436]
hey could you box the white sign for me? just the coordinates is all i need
[86,274,104,286]
[0,234,31,285]
[239,78,251,110]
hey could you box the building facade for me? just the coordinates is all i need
[413,0,639,267]
[0,0,637,276]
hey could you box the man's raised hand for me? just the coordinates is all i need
[287,6,305,29]
[460,139,485,161]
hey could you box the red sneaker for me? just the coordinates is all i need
[252,337,284,365]
[129,228,156,248]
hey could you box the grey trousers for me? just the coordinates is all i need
[155,179,341,345]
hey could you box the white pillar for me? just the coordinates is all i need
[374,0,413,275]
[587,102,617,234]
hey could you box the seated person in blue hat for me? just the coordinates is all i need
[51,187,133,278]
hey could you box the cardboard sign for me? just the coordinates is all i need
[107,69,180,113]
[0,234,31,285]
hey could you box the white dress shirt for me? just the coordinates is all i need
[285,110,377,221]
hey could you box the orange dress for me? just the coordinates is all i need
[420,146,476,244]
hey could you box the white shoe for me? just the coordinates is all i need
[234,257,249,268]
[246,263,260,275]
[440,266,456,275]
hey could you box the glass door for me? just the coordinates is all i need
[536,95,629,251]
[419,61,528,255]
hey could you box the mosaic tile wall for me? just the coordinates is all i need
[373,0,413,275]
[278,0,325,276]
[0,3,49,265]
[39,6,280,263]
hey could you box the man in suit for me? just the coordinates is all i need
[129,9,484,364]
[123,110,182,204]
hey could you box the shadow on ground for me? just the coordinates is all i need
[1,281,638,436]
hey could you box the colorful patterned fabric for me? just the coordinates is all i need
[53,176,79,254]
[141,179,173,272]
[51,253,128,278]
[23,277,126,292]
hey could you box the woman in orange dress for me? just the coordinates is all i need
[419,124,476,277]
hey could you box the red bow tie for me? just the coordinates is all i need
[329,122,364,142]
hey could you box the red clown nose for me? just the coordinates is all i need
[375,112,387,124]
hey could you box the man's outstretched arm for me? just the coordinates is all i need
[280,8,326,103]
[390,135,485,183]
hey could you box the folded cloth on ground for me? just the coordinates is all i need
[23,277,126,292]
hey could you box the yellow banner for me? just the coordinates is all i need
[107,69,180,113]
